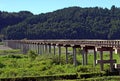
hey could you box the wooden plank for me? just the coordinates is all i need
[96,59,116,64]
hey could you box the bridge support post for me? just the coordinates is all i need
[42,44,44,54]
[34,43,38,53]
[48,44,51,54]
[26,43,29,53]
[37,44,40,54]
[32,43,35,52]
[82,49,85,65]
[65,47,68,64]
[73,47,77,66]
[29,43,33,51]
[45,44,48,54]
[72,45,80,66]
[84,50,88,65]
[97,47,115,71]
[53,45,56,55]
[40,44,42,54]
[100,50,104,71]
[58,46,61,62]
[19,43,21,53]
[22,43,27,54]
[110,50,113,72]
[94,49,97,66]
[64,45,71,64]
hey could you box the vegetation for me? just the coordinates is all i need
[0,49,20,55]
[0,5,120,39]
[0,49,120,80]
[27,50,38,61]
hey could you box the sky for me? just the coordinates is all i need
[0,0,120,14]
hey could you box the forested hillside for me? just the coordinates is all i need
[1,5,120,39]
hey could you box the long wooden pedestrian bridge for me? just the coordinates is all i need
[3,39,120,72]
[6,39,120,47]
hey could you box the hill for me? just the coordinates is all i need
[1,5,120,39]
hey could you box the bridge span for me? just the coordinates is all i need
[3,40,120,72]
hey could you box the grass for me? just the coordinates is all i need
[0,49,21,55]
[0,48,119,80]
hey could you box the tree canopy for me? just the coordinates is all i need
[1,6,120,40]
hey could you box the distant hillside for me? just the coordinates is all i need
[1,5,120,39]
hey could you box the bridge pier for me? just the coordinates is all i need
[65,47,68,64]
[73,46,77,66]
[41,44,45,54]
[94,49,97,66]
[53,45,56,55]
[22,43,27,54]
[58,44,62,62]
[29,43,32,51]
[82,46,96,66]
[48,44,51,54]
[81,49,85,65]
[37,43,40,54]
[84,49,88,65]
[32,43,36,51]
[44,44,48,54]
[64,45,71,64]
[97,47,116,71]
[34,43,38,53]
[110,50,114,72]
[72,45,80,66]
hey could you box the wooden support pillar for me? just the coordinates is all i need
[43,44,46,54]
[23,43,26,54]
[84,50,88,65]
[32,43,35,51]
[48,44,51,54]
[45,44,48,54]
[17,42,19,49]
[73,47,77,66]
[41,44,44,54]
[25,43,28,53]
[58,46,61,62]
[93,49,97,66]
[28,43,31,50]
[19,43,23,53]
[30,44,33,51]
[53,45,56,55]
[37,44,40,54]
[82,49,85,65]
[29,43,32,50]
[14,42,17,49]
[97,47,115,71]
[35,44,37,53]
[65,46,68,64]
[110,50,113,72]
[64,45,71,64]
[100,50,104,71]
[40,44,42,54]
[26,43,29,53]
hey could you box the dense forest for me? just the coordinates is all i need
[1,5,120,40]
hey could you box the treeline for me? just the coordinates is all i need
[1,5,120,39]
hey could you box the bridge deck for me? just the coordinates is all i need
[7,40,120,47]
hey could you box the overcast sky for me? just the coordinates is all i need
[0,0,119,14]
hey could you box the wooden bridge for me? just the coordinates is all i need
[3,40,120,72]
